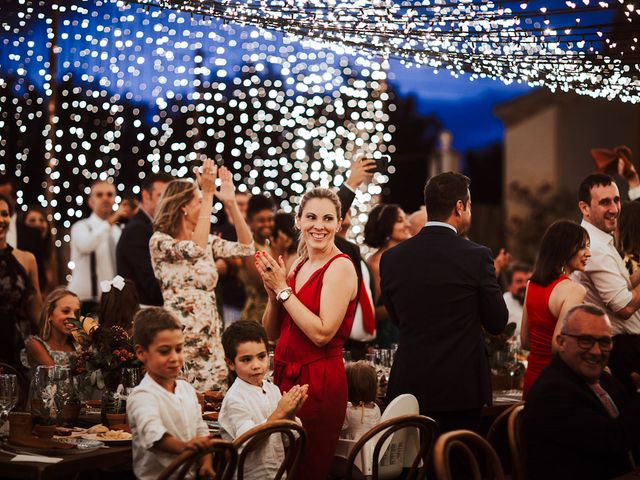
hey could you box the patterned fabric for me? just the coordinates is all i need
[239,241,272,323]
[623,252,639,277]
[0,245,32,368]
[590,382,620,418]
[150,232,254,391]
[21,335,78,369]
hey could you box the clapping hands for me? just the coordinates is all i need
[275,384,309,420]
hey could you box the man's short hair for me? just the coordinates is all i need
[506,263,532,285]
[247,194,275,220]
[559,303,608,332]
[132,307,182,349]
[221,320,269,361]
[90,179,115,192]
[141,173,174,194]
[423,172,471,222]
[578,173,615,205]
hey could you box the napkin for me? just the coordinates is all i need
[10,454,63,463]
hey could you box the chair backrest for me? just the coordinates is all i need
[158,439,237,480]
[486,402,523,474]
[508,404,526,480]
[345,414,438,480]
[233,419,306,480]
[433,429,506,480]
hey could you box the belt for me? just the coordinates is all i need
[275,346,342,383]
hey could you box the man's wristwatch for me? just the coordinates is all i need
[276,287,293,304]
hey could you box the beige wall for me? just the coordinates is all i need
[503,105,558,224]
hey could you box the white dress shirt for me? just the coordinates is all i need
[573,220,640,335]
[425,221,457,233]
[219,377,299,480]
[502,291,524,338]
[127,374,209,480]
[68,213,121,301]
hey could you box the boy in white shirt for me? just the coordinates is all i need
[127,307,214,480]
[219,321,308,480]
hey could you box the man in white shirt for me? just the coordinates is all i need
[502,263,532,339]
[68,180,131,314]
[574,172,640,392]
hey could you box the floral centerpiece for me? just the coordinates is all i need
[71,316,140,416]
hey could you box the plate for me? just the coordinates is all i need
[81,433,132,446]
[3,437,104,456]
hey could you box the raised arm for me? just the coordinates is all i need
[191,159,217,249]
[214,167,252,246]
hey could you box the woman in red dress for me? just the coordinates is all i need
[258,188,358,480]
[521,220,590,397]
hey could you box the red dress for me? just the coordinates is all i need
[274,253,356,480]
[523,275,568,397]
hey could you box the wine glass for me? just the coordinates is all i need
[0,374,18,435]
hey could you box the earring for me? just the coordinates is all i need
[183,210,188,216]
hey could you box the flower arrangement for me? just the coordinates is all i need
[71,317,140,391]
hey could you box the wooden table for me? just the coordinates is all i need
[0,444,132,480]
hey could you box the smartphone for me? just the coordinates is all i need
[368,155,390,174]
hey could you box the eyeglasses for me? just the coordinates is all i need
[561,332,614,351]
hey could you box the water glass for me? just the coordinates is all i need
[0,374,18,433]
[342,349,352,364]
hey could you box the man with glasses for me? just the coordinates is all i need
[523,304,640,479]
[69,180,131,315]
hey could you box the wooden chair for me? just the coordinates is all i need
[507,405,526,480]
[433,429,506,480]
[158,439,237,480]
[486,402,523,475]
[343,414,439,480]
[233,419,307,480]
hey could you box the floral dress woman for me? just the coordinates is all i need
[150,232,254,391]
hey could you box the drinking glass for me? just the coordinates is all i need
[0,374,18,434]
[342,349,352,364]
[29,365,58,423]
[121,367,143,395]
[365,353,376,365]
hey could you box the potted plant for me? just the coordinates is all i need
[71,318,141,423]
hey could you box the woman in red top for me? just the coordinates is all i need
[521,220,591,397]
[258,188,358,480]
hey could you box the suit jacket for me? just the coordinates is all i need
[16,221,46,291]
[116,209,163,306]
[380,225,507,412]
[524,355,640,480]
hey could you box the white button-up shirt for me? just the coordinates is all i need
[219,377,300,480]
[68,213,121,301]
[503,291,524,338]
[573,220,640,335]
[127,374,209,480]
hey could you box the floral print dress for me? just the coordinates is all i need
[150,232,254,391]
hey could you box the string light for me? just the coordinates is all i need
[125,0,640,102]
[0,0,391,246]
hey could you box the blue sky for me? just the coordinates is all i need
[389,63,534,153]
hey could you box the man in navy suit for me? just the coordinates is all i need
[524,304,640,479]
[380,172,507,432]
[116,172,172,306]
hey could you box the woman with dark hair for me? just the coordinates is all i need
[150,159,254,391]
[21,204,66,295]
[363,203,411,347]
[618,201,640,276]
[521,220,591,397]
[98,276,140,331]
[0,193,42,370]
[272,211,298,272]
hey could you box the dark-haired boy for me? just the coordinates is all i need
[127,307,213,480]
[219,321,308,479]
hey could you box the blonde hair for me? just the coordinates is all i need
[153,179,197,237]
[40,288,79,341]
[295,187,342,260]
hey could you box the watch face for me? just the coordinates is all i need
[278,289,291,302]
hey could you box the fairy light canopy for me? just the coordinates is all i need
[0,0,392,248]
[127,0,640,102]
